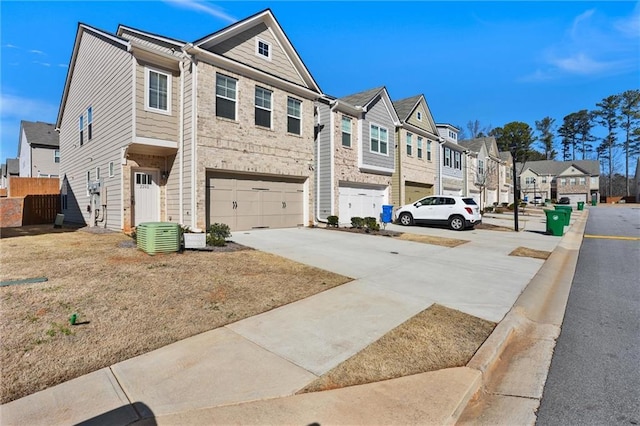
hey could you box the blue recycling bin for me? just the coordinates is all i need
[381,205,393,223]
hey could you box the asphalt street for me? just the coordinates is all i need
[536,206,640,426]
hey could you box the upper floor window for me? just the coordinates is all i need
[541,176,547,183]
[406,133,413,156]
[427,140,432,161]
[79,115,84,146]
[444,147,451,167]
[525,176,535,185]
[256,39,271,60]
[145,67,171,114]
[109,161,114,177]
[449,130,457,139]
[579,177,586,185]
[560,178,567,185]
[478,159,484,175]
[590,176,597,185]
[569,177,576,185]
[255,86,272,128]
[87,106,93,140]
[454,152,461,169]
[341,116,352,147]
[370,124,388,155]
[417,137,423,159]
[54,149,60,163]
[96,167,101,180]
[287,97,301,135]
[216,74,237,120]
[416,111,422,121]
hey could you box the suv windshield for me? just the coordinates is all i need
[462,198,478,205]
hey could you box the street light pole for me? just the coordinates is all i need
[533,178,536,206]
[510,144,519,232]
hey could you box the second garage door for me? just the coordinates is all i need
[405,182,434,205]
[207,174,304,231]
[338,185,387,225]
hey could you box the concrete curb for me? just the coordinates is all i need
[457,210,589,424]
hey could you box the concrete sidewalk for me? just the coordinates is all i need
[0,209,585,426]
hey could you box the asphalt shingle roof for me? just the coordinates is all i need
[339,87,385,109]
[392,95,421,121]
[516,159,600,176]
[22,121,58,148]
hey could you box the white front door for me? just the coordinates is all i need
[133,170,159,225]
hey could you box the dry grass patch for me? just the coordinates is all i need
[474,223,513,232]
[509,246,551,260]
[299,304,496,393]
[396,233,468,247]
[0,228,351,404]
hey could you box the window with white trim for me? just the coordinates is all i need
[525,176,535,185]
[96,167,100,180]
[569,177,576,185]
[109,161,114,177]
[341,116,352,147]
[478,159,484,175]
[216,74,237,120]
[255,87,272,128]
[560,178,567,185]
[406,133,413,156]
[370,124,388,155]
[444,147,451,167]
[455,152,461,170]
[54,149,60,163]
[256,39,271,60]
[87,106,93,140]
[79,115,84,146]
[590,176,597,185]
[417,137,423,159]
[417,111,422,121]
[287,97,301,135]
[145,67,170,113]
[427,140,432,161]
[579,177,586,185]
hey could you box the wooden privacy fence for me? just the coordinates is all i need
[9,177,60,197]
[22,195,61,225]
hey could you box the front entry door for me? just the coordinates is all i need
[133,170,159,225]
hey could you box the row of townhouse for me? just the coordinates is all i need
[56,9,515,233]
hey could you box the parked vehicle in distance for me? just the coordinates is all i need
[395,195,482,231]
[557,197,571,205]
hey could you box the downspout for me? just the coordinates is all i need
[178,53,188,225]
[315,104,326,224]
[190,56,197,229]
[437,137,445,194]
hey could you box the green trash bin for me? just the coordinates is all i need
[545,209,565,236]
[577,201,585,211]
[554,205,572,226]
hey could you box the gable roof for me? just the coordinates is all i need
[392,95,422,120]
[193,8,322,94]
[21,121,59,148]
[56,23,131,128]
[337,86,400,124]
[516,160,600,176]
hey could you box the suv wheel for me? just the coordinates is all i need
[449,215,465,231]
[398,212,413,226]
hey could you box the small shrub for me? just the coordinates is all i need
[493,202,498,207]
[364,217,380,231]
[208,223,231,247]
[501,202,509,208]
[327,216,339,227]
[484,206,494,213]
[495,207,504,214]
[507,203,515,210]
[351,217,364,229]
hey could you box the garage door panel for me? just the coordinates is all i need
[406,183,433,205]
[338,185,386,224]
[208,174,304,231]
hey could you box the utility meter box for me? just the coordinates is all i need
[88,181,101,194]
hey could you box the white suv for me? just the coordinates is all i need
[395,195,482,231]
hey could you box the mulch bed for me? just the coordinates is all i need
[324,226,403,237]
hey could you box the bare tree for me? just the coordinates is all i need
[466,120,493,139]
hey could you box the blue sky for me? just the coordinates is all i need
[1,1,638,167]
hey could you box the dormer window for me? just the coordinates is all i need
[256,39,271,60]
[417,111,422,121]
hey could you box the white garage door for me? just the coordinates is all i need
[562,193,587,205]
[338,185,387,225]
[208,174,304,231]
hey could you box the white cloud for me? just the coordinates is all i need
[29,49,45,55]
[58,64,68,68]
[524,7,639,81]
[163,0,236,23]
[4,44,19,49]
[33,61,51,67]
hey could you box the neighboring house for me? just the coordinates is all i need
[1,159,19,189]
[18,121,60,178]
[516,160,600,205]
[436,124,467,197]
[391,95,440,207]
[459,137,510,208]
[499,150,514,204]
[57,9,323,232]
[315,87,400,225]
